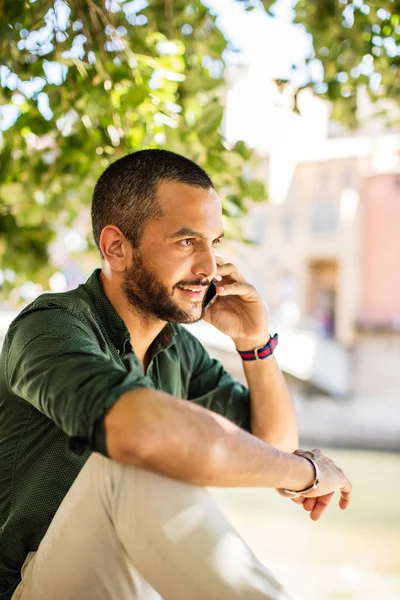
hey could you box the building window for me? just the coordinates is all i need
[249,213,267,244]
[282,214,294,241]
[343,168,354,188]
[277,272,295,303]
[309,203,339,234]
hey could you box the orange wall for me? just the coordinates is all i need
[359,174,400,324]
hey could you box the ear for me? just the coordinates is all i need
[99,225,132,273]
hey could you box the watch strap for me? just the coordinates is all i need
[236,333,278,361]
[282,450,320,496]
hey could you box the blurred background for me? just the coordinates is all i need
[1,0,399,598]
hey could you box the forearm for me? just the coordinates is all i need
[105,387,313,490]
[237,342,298,452]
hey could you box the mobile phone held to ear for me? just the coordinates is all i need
[204,281,218,310]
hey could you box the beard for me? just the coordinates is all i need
[121,252,209,324]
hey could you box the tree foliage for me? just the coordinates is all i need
[1,0,399,296]
[0,0,265,297]
[254,0,399,127]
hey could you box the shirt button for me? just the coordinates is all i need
[116,349,120,355]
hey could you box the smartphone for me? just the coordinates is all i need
[203,281,218,310]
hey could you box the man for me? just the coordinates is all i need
[0,149,352,600]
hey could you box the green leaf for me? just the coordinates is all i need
[0,183,25,206]
[0,0,268,297]
[198,101,224,136]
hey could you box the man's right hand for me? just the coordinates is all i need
[277,448,352,521]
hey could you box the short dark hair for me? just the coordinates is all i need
[91,149,214,257]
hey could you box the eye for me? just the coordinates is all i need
[212,238,222,248]
[179,238,195,247]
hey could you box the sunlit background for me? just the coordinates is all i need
[1,1,399,598]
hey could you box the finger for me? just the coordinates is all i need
[291,496,306,505]
[309,492,334,521]
[339,481,352,510]
[302,497,318,512]
[215,262,244,283]
[216,282,255,298]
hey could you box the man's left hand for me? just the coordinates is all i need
[203,257,269,349]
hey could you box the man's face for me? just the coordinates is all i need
[122,180,224,324]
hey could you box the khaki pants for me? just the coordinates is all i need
[12,453,299,600]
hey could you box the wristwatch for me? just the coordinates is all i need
[282,450,320,496]
[236,333,278,361]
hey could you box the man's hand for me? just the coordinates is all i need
[203,256,269,347]
[277,448,352,521]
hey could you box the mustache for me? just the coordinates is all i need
[174,279,211,289]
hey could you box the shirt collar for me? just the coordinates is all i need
[81,269,177,355]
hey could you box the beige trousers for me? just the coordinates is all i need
[12,452,299,600]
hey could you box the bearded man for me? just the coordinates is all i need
[0,149,352,600]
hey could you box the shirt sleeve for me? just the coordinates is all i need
[182,329,251,433]
[5,306,153,457]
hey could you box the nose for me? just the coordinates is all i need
[191,245,217,281]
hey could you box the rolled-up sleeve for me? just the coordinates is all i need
[5,308,153,456]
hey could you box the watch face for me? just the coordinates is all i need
[203,281,217,310]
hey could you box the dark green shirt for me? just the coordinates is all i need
[0,269,250,599]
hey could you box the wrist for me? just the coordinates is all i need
[235,334,278,361]
[234,335,271,353]
[284,452,319,496]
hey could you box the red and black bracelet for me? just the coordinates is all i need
[236,333,278,361]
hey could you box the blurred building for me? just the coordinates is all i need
[230,134,400,399]
[222,61,400,400]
